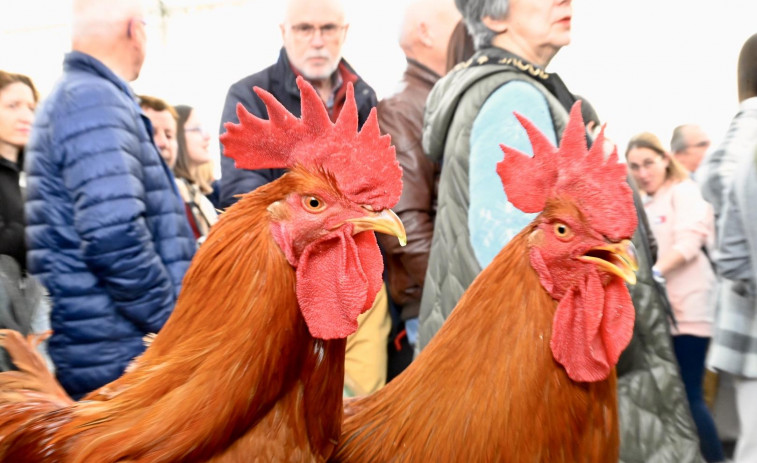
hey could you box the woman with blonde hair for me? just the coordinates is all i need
[174,104,218,241]
[626,132,725,463]
[195,161,220,210]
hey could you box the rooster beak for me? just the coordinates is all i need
[578,239,639,285]
[346,209,407,247]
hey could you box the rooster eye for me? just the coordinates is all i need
[554,223,572,239]
[303,196,326,212]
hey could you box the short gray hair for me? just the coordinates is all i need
[669,125,688,153]
[454,0,509,50]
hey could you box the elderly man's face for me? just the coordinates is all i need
[280,0,348,81]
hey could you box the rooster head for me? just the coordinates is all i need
[497,102,638,382]
[221,77,405,340]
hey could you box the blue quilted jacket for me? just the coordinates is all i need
[24,52,196,398]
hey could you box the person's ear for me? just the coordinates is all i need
[418,21,433,48]
[127,17,144,40]
[482,15,508,34]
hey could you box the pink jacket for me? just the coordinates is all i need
[643,179,715,337]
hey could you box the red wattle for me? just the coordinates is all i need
[295,229,383,340]
[549,271,634,382]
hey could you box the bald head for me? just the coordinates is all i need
[671,124,710,173]
[399,0,461,76]
[738,33,757,102]
[71,0,147,82]
[283,0,345,23]
[72,0,145,39]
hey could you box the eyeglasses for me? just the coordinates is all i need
[185,126,208,136]
[290,23,345,40]
[628,156,664,172]
[686,140,710,150]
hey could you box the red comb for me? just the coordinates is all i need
[496,102,637,240]
[220,76,402,210]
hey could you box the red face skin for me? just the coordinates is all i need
[527,200,635,382]
[267,168,397,340]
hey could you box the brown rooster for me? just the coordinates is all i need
[332,102,639,463]
[0,76,405,462]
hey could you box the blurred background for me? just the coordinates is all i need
[2,0,756,172]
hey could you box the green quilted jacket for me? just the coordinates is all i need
[417,49,704,463]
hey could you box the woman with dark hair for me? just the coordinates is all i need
[627,132,725,463]
[445,18,475,72]
[0,70,38,271]
[174,105,218,242]
[0,70,51,371]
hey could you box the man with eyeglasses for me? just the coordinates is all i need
[670,124,711,174]
[23,0,196,399]
[219,0,389,398]
[218,0,378,209]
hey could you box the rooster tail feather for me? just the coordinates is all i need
[0,329,73,406]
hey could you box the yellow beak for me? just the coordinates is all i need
[578,239,639,285]
[346,209,407,247]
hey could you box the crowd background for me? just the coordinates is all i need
[3,0,757,460]
[3,0,757,175]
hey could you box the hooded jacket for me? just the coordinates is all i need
[418,48,704,463]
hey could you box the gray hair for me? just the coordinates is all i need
[669,125,688,153]
[454,0,509,50]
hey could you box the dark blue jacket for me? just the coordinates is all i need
[218,48,378,208]
[24,52,196,398]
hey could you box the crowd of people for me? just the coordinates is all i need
[1,0,757,461]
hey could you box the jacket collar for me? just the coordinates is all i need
[0,156,20,173]
[63,51,136,100]
[404,58,441,87]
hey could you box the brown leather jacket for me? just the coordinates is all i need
[376,59,441,320]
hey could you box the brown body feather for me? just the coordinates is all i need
[0,174,349,462]
[332,224,619,463]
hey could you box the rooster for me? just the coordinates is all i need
[0,76,405,462]
[332,102,639,462]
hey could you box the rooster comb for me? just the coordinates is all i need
[496,101,637,240]
[220,76,402,209]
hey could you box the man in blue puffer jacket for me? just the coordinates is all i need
[24,0,196,399]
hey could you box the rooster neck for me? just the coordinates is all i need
[66,192,349,462]
[335,227,619,462]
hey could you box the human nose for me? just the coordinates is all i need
[309,29,325,46]
[636,165,653,179]
[20,106,35,122]
[154,132,167,148]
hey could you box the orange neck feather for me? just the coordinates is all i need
[335,226,618,462]
[64,180,346,462]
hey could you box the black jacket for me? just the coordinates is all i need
[218,48,378,208]
[0,155,25,272]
